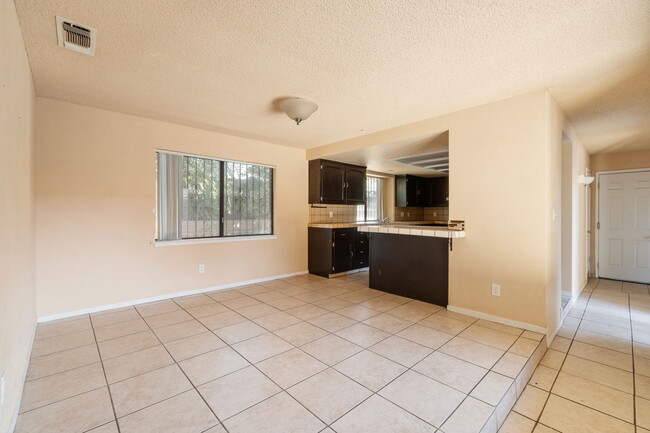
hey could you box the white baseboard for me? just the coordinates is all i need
[38,270,308,323]
[447,305,547,335]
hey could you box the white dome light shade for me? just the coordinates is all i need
[278,97,318,125]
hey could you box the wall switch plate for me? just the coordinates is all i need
[491,284,501,296]
[329,211,334,218]
[0,373,5,406]
[198,264,205,273]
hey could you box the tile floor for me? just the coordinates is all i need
[17,271,549,433]
[500,277,650,433]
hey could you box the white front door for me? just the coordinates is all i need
[598,170,650,283]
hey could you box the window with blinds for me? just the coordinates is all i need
[356,176,382,222]
[156,151,273,241]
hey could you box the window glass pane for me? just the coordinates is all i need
[356,205,365,222]
[224,162,273,236]
[366,177,380,221]
[182,156,220,238]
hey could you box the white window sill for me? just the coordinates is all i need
[154,235,277,247]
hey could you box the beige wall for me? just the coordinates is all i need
[309,91,553,330]
[36,98,308,318]
[589,149,650,274]
[0,0,37,431]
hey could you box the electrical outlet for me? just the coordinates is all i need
[329,211,334,218]
[400,212,404,217]
[0,373,5,406]
[407,212,410,217]
[433,211,437,217]
[198,264,205,274]
[491,284,501,296]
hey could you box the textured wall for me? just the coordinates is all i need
[35,98,308,317]
[0,0,37,431]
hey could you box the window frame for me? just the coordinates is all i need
[155,149,275,245]
[357,175,382,222]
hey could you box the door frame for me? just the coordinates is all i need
[595,168,650,279]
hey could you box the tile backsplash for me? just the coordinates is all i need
[394,207,449,222]
[310,204,362,223]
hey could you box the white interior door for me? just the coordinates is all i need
[598,170,650,283]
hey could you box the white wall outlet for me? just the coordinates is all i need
[407,212,410,217]
[433,211,437,217]
[0,373,5,406]
[400,212,404,217]
[491,284,501,296]
[329,211,334,218]
[198,264,205,274]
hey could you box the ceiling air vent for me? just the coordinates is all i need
[391,150,450,175]
[55,16,97,56]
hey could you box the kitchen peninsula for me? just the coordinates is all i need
[357,224,464,307]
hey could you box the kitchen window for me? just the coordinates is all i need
[156,151,274,243]
[356,176,383,222]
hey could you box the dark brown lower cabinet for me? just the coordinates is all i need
[369,232,448,306]
[308,228,369,277]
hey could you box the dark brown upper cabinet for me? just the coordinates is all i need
[395,174,448,207]
[309,159,366,205]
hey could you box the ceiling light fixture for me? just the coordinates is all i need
[278,97,318,125]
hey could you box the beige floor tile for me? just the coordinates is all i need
[87,421,119,432]
[294,291,332,303]
[153,319,206,343]
[103,345,174,384]
[508,338,540,358]
[637,355,650,377]
[636,373,650,399]
[418,313,471,335]
[301,334,363,365]
[232,333,294,363]
[413,350,487,393]
[548,336,571,353]
[583,311,632,329]
[440,396,494,433]
[224,391,325,432]
[528,365,559,391]
[220,295,261,310]
[335,322,390,347]
[20,362,106,412]
[539,395,634,433]
[144,310,193,328]
[552,371,634,422]
[380,370,465,427]
[334,350,406,391]
[568,340,633,372]
[237,284,273,296]
[95,318,150,342]
[109,364,192,417]
[214,320,268,344]
[337,305,381,321]
[163,331,226,361]
[439,336,505,369]
[253,311,302,332]
[185,302,230,318]
[498,411,535,433]
[265,296,306,311]
[35,316,92,340]
[636,342,650,359]
[460,324,519,351]
[561,354,633,393]
[637,396,650,430]
[14,387,114,433]
[206,289,245,302]
[539,349,566,370]
[308,312,357,332]
[358,298,403,312]
[492,352,528,379]
[331,394,433,433]
[135,300,181,317]
[274,322,329,346]
[91,308,141,328]
[574,328,632,354]
[198,310,247,330]
[26,344,99,381]
[521,331,545,341]
[285,304,330,320]
[474,319,523,337]
[470,371,514,406]
[256,348,327,388]
[237,303,281,320]
[118,390,217,433]
[513,385,548,420]
[362,313,413,333]
[287,368,372,424]
[580,319,632,340]
[31,329,96,357]
[173,294,217,308]
[178,346,250,386]
[198,366,281,420]
[369,335,433,367]
[251,290,288,302]
[386,303,435,322]
[98,330,160,360]
[397,324,454,349]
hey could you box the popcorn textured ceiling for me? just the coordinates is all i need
[14,0,650,152]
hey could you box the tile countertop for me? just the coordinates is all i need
[357,224,465,238]
[308,221,447,229]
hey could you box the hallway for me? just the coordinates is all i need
[501,278,650,432]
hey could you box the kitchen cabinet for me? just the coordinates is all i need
[309,159,366,205]
[396,174,448,207]
[308,227,369,277]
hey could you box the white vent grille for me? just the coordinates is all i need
[56,16,97,56]
[391,150,450,174]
